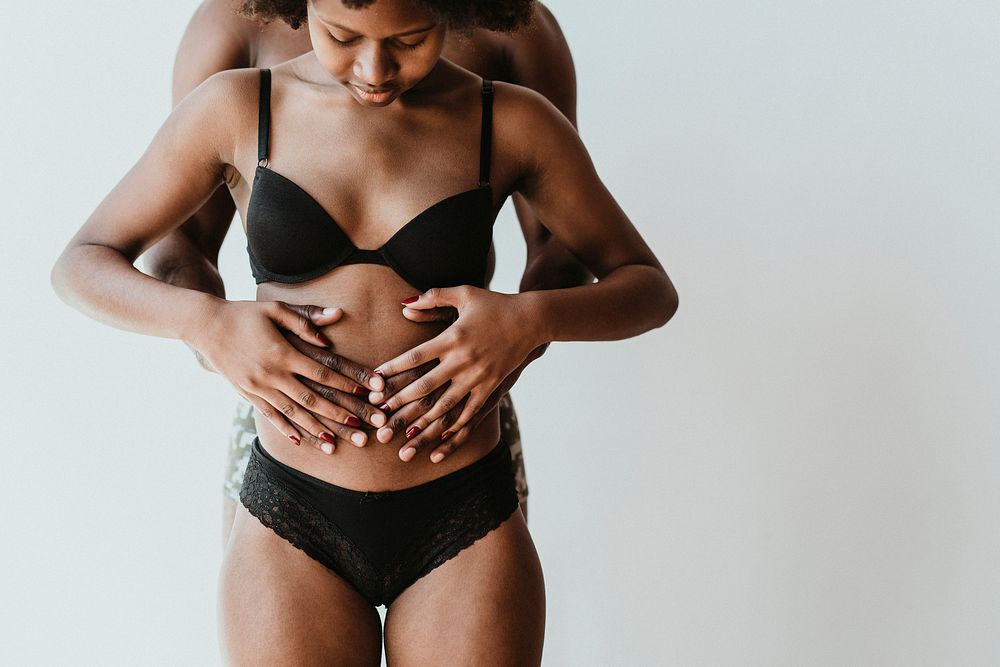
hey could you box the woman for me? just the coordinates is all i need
[52,0,678,663]
[144,0,588,540]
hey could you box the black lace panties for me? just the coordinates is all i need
[240,437,519,607]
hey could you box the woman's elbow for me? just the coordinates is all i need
[51,244,88,306]
[50,249,72,303]
[653,273,679,329]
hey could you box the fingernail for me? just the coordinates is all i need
[379,403,392,413]
[321,442,334,455]
[317,332,333,347]
[401,447,416,461]
[401,295,420,304]
[289,435,301,446]
[405,426,422,440]
[440,430,454,442]
[374,369,384,377]
[321,307,338,316]
[378,427,394,442]
[430,452,445,463]
[319,432,336,445]
[371,413,387,428]
[352,386,368,396]
[351,432,367,446]
[345,416,362,427]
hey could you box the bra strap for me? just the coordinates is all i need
[478,79,494,187]
[257,68,271,166]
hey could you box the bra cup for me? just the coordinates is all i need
[247,168,354,277]
[382,188,496,289]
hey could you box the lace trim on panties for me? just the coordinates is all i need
[239,452,518,607]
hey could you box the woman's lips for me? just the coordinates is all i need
[352,84,396,104]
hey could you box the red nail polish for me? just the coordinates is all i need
[345,416,362,427]
[379,403,392,412]
[353,386,368,396]
[401,296,419,304]
[317,332,333,347]
[406,426,422,439]
[440,430,454,442]
[374,369,385,377]
[319,432,336,445]
[289,435,301,446]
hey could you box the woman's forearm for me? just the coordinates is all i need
[51,243,220,344]
[520,263,678,347]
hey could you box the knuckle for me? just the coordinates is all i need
[438,395,457,412]
[414,378,435,396]
[298,392,316,408]
[312,364,332,383]
[406,349,424,367]
[279,402,296,418]
[314,382,336,400]
[389,415,408,432]
[324,354,343,372]
[353,401,373,420]
[419,393,436,409]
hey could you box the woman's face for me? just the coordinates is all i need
[307,0,447,108]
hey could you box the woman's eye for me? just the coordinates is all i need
[330,34,360,47]
[394,38,427,50]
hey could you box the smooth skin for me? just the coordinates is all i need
[52,0,677,662]
[146,0,588,541]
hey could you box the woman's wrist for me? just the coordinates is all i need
[178,291,226,349]
[514,289,556,350]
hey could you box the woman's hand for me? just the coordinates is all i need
[186,299,385,452]
[372,286,544,463]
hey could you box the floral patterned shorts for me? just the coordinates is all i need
[223,394,528,505]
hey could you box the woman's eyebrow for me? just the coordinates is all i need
[319,19,437,37]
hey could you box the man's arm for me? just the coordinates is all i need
[506,3,594,294]
[140,0,251,299]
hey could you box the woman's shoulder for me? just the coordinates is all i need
[180,67,268,133]
[491,80,578,151]
[168,68,263,164]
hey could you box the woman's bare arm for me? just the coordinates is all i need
[503,83,678,342]
[374,82,677,462]
[51,70,385,450]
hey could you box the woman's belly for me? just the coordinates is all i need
[254,264,500,491]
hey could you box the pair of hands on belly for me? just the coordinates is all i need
[187,285,543,463]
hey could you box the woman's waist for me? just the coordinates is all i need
[254,408,501,491]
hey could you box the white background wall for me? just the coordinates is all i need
[2,1,998,664]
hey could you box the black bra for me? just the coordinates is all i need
[246,69,500,291]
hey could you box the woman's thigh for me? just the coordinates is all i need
[219,505,383,666]
[382,510,545,666]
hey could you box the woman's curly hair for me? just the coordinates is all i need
[238,0,535,33]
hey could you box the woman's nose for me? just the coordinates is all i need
[354,43,397,86]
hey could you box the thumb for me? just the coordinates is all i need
[271,301,333,348]
[400,287,461,311]
[401,306,458,323]
[284,303,345,326]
